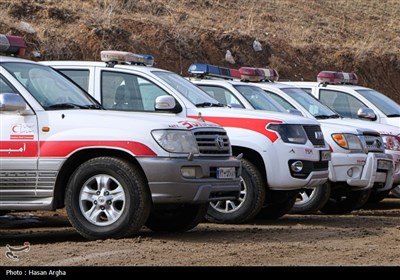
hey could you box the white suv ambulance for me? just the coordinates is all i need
[43,51,330,224]
[283,72,400,197]
[189,65,393,214]
[0,35,242,240]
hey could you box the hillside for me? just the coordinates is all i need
[1,0,399,102]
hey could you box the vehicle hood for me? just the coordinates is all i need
[197,107,321,125]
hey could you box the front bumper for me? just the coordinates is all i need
[267,146,330,191]
[386,150,400,187]
[137,156,241,204]
[329,152,394,191]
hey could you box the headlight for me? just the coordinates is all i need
[382,135,400,151]
[331,133,364,152]
[151,130,199,153]
[267,124,307,144]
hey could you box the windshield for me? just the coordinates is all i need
[234,84,286,112]
[356,89,400,117]
[281,87,339,118]
[152,71,219,105]
[2,62,101,110]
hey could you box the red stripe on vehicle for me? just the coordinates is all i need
[39,140,157,157]
[189,116,282,142]
[0,140,156,157]
[0,141,38,157]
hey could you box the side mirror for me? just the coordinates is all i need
[287,108,304,116]
[357,107,376,121]
[155,95,182,113]
[0,93,27,111]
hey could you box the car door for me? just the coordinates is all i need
[0,74,39,200]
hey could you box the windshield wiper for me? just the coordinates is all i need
[314,114,341,119]
[387,114,400,117]
[46,103,101,109]
[195,102,225,108]
[314,114,331,119]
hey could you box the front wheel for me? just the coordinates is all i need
[257,190,299,220]
[65,157,151,240]
[206,159,265,224]
[390,185,400,198]
[290,182,331,214]
[145,203,208,233]
[367,189,391,204]
[0,211,10,216]
[320,186,371,214]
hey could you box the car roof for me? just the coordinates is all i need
[0,55,37,63]
[41,60,171,75]
[280,81,370,90]
[190,79,295,90]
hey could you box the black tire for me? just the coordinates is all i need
[0,211,10,216]
[390,186,400,198]
[320,187,371,214]
[290,182,331,214]
[206,158,265,224]
[367,189,391,204]
[257,189,299,219]
[65,157,151,240]
[145,203,208,233]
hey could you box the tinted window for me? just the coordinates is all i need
[319,89,366,118]
[197,85,244,108]
[59,69,90,91]
[101,71,169,111]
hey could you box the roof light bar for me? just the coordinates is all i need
[258,68,279,81]
[317,71,358,85]
[188,63,279,82]
[100,50,154,66]
[229,68,241,79]
[0,34,26,56]
[188,64,233,79]
[239,67,264,82]
[237,67,279,82]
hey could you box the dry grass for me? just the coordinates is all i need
[0,0,399,101]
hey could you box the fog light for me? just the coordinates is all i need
[181,167,196,178]
[290,161,303,172]
[347,168,354,177]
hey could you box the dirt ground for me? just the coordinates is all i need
[1,197,400,268]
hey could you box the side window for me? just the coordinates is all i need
[138,78,169,110]
[197,85,244,108]
[0,75,16,93]
[265,92,296,110]
[59,70,90,91]
[301,88,312,95]
[101,71,169,112]
[319,89,366,118]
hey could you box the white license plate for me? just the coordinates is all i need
[320,150,331,161]
[377,160,392,170]
[217,167,236,179]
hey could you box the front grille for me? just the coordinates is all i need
[363,133,385,153]
[193,128,231,156]
[303,125,326,146]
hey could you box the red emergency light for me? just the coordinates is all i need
[258,68,279,81]
[0,34,26,56]
[239,67,264,82]
[317,71,358,85]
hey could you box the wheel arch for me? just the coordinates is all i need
[52,148,147,209]
[232,146,267,185]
